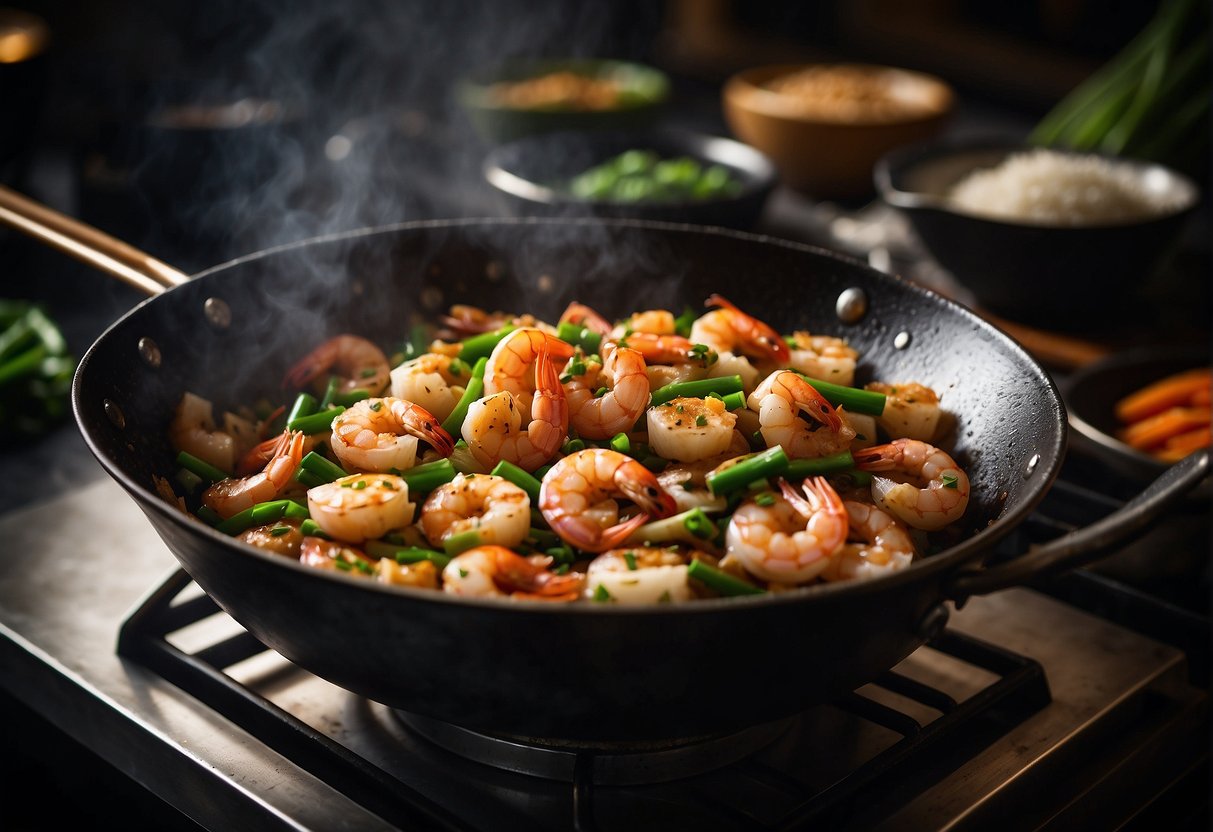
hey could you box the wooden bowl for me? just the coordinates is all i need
[723,63,953,198]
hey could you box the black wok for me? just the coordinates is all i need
[1,188,1205,742]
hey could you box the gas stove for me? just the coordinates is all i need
[0,456,1206,831]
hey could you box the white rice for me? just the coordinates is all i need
[947,148,1188,225]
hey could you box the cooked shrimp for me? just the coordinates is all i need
[821,500,915,582]
[331,397,454,473]
[283,334,391,395]
[235,431,320,477]
[690,294,790,364]
[866,381,941,442]
[749,370,854,458]
[646,396,737,462]
[786,331,858,387]
[656,430,748,513]
[539,448,678,553]
[202,430,305,519]
[585,547,694,604]
[306,472,415,543]
[560,301,613,337]
[389,353,468,422]
[238,520,305,558]
[464,346,568,471]
[442,545,584,601]
[726,476,848,583]
[299,537,377,577]
[419,473,531,550]
[170,391,236,473]
[565,344,649,439]
[853,438,969,531]
[484,327,575,415]
[377,558,440,589]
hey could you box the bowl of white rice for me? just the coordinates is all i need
[874,139,1199,329]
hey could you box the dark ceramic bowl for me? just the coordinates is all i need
[1065,345,1210,485]
[457,58,669,144]
[875,139,1200,331]
[483,129,777,229]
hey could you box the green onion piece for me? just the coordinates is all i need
[624,551,638,570]
[695,414,708,427]
[609,432,631,454]
[839,469,874,487]
[402,323,430,361]
[785,451,855,479]
[682,508,717,540]
[287,406,344,434]
[286,392,318,425]
[795,374,887,416]
[395,547,452,568]
[562,438,586,455]
[174,467,203,493]
[0,343,46,385]
[458,325,517,363]
[175,451,231,484]
[673,307,695,337]
[269,525,291,537]
[332,389,371,407]
[318,375,341,409]
[546,544,576,565]
[640,455,668,472]
[300,451,348,483]
[687,559,765,596]
[941,473,959,489]
[491,460,542,502]
[440,356,488,435]
[215,499,301,535]
[556,321,603,355]
[650,375,743,407]
[299,518,329,538]
[720,391,746,411]
[196,505,223,527]
[525,527,562,548]
[442,528,482,556]
[754,492,776,507]
[401,458,458,494]
[534,464,554,480]
[706,446,789,495]
[593,584,612,602]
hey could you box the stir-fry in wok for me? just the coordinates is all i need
[164,295,969,603]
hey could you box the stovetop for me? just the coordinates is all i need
[0,469,1206,830]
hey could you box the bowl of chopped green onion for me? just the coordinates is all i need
[484,129,777,228]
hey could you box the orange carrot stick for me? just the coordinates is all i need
[1156,426,1212,462]
[1191,386,1211,407]
[1118,406,1212,451]
[1115,368,1212,423]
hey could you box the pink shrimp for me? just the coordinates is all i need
[559,301,613,336]
[690,295,790,364]
[464,345,569,471]
[483,327,575,416]
[539,448,678,553]
[442,545,585,601]
[282,334,391,395]
[564,343,650,439]
[853,438,969,530]
[203,430,305,519]
[749,370,853,458]
[725,476,848,584]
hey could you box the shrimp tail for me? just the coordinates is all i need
[560,301,613,336]
[489,547,585,597]
[852,443,899,471]
[705,294,790,364]
[282,343,332,389]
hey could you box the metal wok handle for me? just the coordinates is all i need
[0,184,188,296]
[946,448,1209,603]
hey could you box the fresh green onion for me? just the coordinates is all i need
[546,544,576,565]
[673,307,695,337]
[332,389,371,407]
[687,559,765,596]
[286,392,318,425]
[175,451,230,484]
[795,375,886,416]
[491,460,543,502]
[196,505,223,527]
[562,438,586,455]
[650,375,743,407]
[719,391,746,411]
[318,375,341,409]
[941,473,959,489]
[785,451,855,479]
[401,458,458,494]
[215,499,309,535]
[458,325,517,363]
[593,584,612,602]
[299,518,329,538]
[609,432,631,454]
[682,507,717,540]
[525,527,562,548]
[442,529,482,556]
[706,446,789,495]
[363,540,452,568]
[269,525,291,537]
[174,467,203,493]
[401,323,430,362]
[300,451,348,483]
[440,356,488,435]
[556,321,603,355]
[623,551,638,570]
[288,406,344,434]
[626,507,721,547]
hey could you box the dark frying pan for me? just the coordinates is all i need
[1,185,1206,742]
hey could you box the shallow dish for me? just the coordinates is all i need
[875,138,1200,330]
[723,63,953,198]
[483,129,776,228]
[458,58,669,144]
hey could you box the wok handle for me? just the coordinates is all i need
[0,184,188,296]
[945,448,1209,602]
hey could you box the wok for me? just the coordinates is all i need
[1,185,1206,742]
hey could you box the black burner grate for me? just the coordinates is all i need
[118,572,1052,831]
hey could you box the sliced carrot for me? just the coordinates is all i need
[1191,385,1211,407]
[1115,368,1212,423]
[1156,426,1212,462]
[1118,406,1212,451]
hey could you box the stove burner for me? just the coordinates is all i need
[394,710,793,785]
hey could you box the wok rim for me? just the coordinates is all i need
[72,216,1066,615]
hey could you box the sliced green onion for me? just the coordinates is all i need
[706,446,789,495]
[626,507,720,547]
[785,451,855,479]
[286,392,318,425]
[299,518,329,538]
[556,321,603,355]
[674,307,695,337]
[402,458,458,494]
[562,438,586,455]
[174,467,203,493]
[300,451,348,483]
[294,467,327,489]
[215,499,309,535]
[332,389,371,407]
[442,529,483,556]
[491,460,542,502]
[534,464,554,480]
[441,356,487,435]
[545,544,576,565]
[683,507,717,540]
[719,391,746,411]
[609,432,631,454]
[623,551,638,570]
[363,540,452,568]
[838,469,874,487]
[795,374,886,416]
[288,406,344,434]
[593,584,612,602]
[687,559,765,596]
[458,325,517,363]
[525,527,562,548]
[318,375,341,409]
[269,525,291,537]
[175,451,231,484]
[650,375,743,407]
[196,505,223,527]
